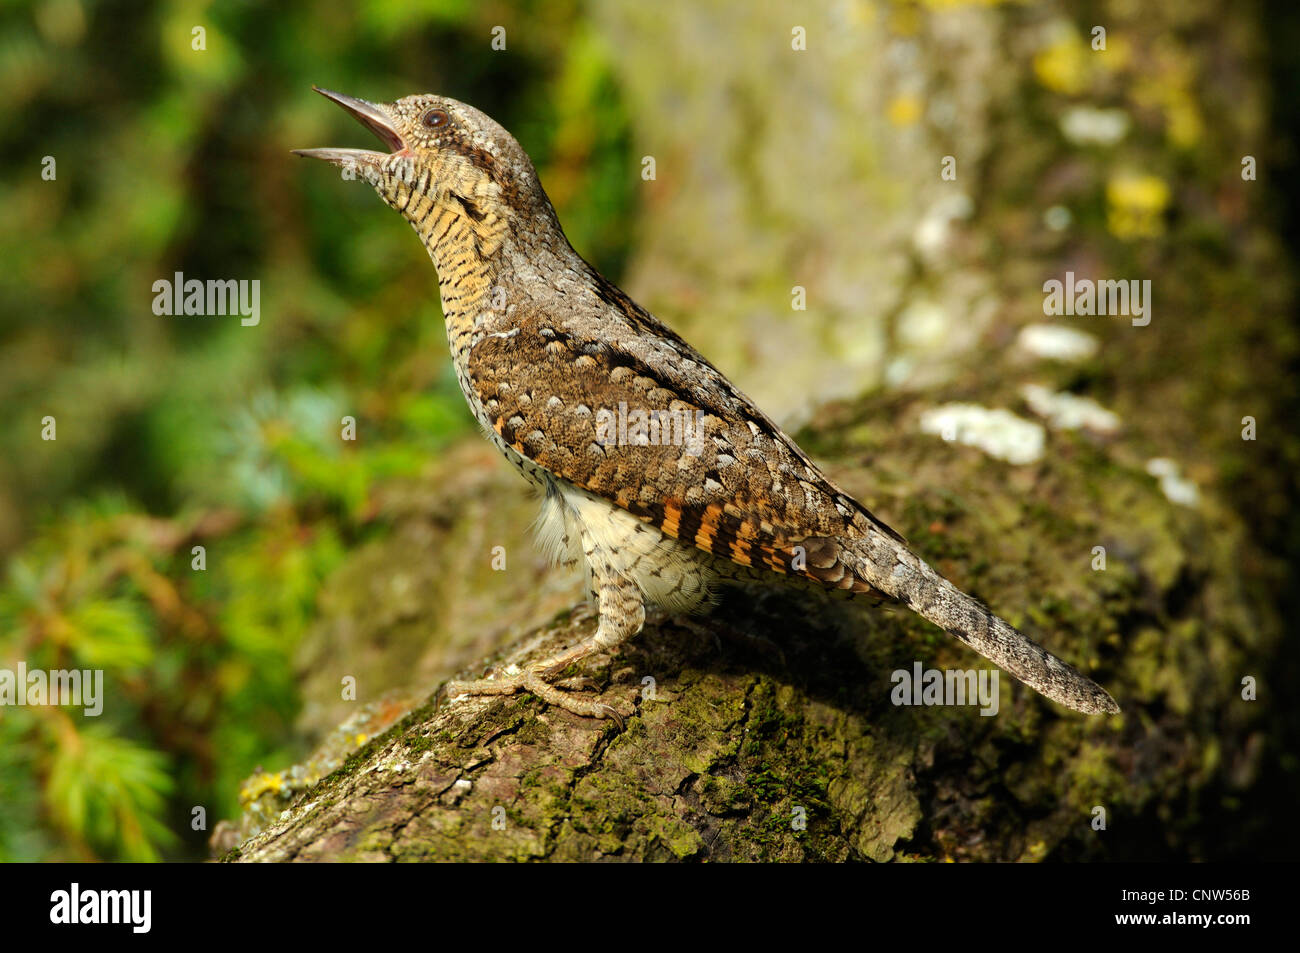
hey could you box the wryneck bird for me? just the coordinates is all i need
[295,87,1120,721]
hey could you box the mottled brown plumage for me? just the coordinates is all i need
[295,87,1120,719]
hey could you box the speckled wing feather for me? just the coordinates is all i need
[467,295,902,593]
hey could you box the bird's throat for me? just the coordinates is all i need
[417,201,503,328]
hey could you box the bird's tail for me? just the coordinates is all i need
[845,527,1120,715]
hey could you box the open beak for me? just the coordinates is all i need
[292,86,404,166]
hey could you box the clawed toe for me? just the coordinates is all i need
[439,669,626,726]
[593,703,625,732]
[553,675,603,693]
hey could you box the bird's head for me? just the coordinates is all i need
[293,87,551,244]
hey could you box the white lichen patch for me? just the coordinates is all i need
[1146,458,1200,507]
[1021,384,1120,434]
[1060,106,1130,146]
[919,403,1045,465]
[913,192,974,259]
[1043,205,1073,231]
[444,778,474,806]
[896,300,950,349]
[1016,323,1099,362]
[884,356,914,388]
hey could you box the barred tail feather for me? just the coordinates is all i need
[849,528,1120,715]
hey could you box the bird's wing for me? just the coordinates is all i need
[466,295,903,589]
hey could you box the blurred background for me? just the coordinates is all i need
[0,0,642,862]
[1,0,1297,861]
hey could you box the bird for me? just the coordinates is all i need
[293,86,1120,720]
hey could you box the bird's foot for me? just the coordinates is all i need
[439,666,625,730]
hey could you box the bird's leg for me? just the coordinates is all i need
[441,547,645,724]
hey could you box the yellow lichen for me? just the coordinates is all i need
[1033,28,1089,96]
[887,95,924,126]
[1106,173,1171,239]
[1132,37,1204,150]
[239,771,285,805]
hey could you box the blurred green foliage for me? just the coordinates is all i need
[0,0,634,860]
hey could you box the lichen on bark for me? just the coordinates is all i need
[222,373,1279,862]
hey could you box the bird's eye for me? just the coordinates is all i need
[423,108,449,129]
